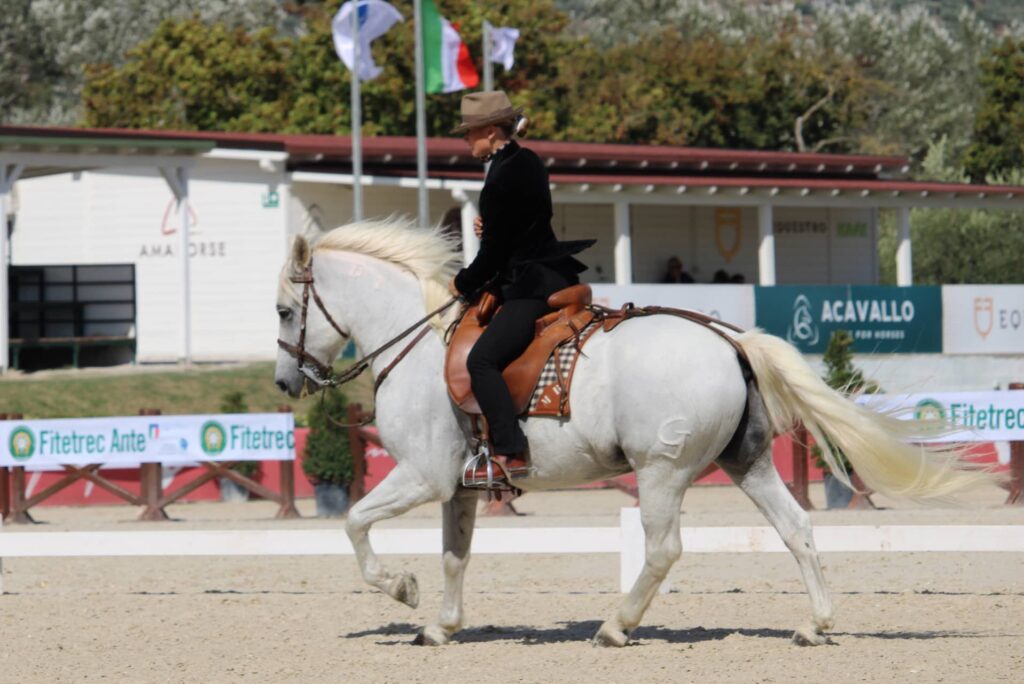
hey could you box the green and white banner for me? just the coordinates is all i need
[0,413,295,468]
[755,286,942,354]
[858,391,1024,443]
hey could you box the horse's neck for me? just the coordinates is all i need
[316,251,438,374]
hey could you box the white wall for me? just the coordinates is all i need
[14,161,288,362]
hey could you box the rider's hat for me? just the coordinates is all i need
[450,91,524,134]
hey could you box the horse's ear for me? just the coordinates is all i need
[291,235,311,270]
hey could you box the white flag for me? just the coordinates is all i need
[332,0,404,81]
[489,26,520,71]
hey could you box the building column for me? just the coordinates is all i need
[757,203,776,286]
[160,167,192,364]
[0,163,25,373]
[896,206,913,286]
[613,202,632,285]
[451,189,480,266]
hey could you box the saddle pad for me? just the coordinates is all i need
[528,319,602,417]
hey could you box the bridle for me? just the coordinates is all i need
[277,256,460,425]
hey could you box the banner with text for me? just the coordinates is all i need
[942,285,1024,354]
[590,284,756,329]
[0,413,295,468]
[755,285,942,354]
[857,390,1024,443]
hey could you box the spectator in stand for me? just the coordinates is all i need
[662,256,695,283]
[730,273,746,284]
[712,269,730,283]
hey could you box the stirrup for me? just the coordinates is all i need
[461,451,515,491]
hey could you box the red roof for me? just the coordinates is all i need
[0,124,907,178]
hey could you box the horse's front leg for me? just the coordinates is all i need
[345,464,439,607]
[417,487,478,646]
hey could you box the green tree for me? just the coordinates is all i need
[812,329,879,473]
[964,37,1024,181]
[558,0,1004,160]
[8,0,283,125]
[878,137,1024,284]
[83,18,292,131]
[302,389,353,486]
[281,0,575,136]
[0,1,62,122]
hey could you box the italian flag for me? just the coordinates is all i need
[422,0,479,94]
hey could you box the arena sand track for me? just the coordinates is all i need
[1,487,1021,683]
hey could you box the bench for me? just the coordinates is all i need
[9,335,136,369]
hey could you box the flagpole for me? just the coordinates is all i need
[350,2,363,221]
[482,20,493,91]
[413,0,429,227]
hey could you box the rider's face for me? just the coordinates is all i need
[464,125,496,160]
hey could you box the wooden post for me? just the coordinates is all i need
[5,413,33,523]
[788,424,814,511]
[10,466,34,524]
[275,406,300,519]
[137,408,169,521]
[346,403,367,504]
[1008,383,1024,506]
[0,413,8,521]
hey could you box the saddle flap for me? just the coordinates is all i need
[444,285,598,417]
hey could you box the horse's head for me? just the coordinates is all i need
[274,235,350,397]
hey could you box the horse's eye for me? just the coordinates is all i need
[277,307,292,321]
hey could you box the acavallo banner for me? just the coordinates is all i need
[755,286,942,354]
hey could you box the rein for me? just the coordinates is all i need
[277,257,460,427]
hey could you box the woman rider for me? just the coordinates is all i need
[447,91,595,481]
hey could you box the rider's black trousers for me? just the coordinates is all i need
[466,298,552,455]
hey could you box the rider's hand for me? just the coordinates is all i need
[473,216,483,237]
[448,277,460,297]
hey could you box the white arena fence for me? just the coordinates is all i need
[2,509,1021,595]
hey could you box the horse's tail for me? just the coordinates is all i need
[735,329,997,502]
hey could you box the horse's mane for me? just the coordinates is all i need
[282,215,461,331]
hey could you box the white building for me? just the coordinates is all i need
[2,125,1023,387]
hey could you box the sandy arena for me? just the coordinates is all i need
[1,485,1021,683]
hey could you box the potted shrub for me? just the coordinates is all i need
[302,389,354,517]
[813,330,880,509]
[218,391,261,502]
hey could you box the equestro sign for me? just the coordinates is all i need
[0,413,295,468]
[942,285,1024,354]
[755,286,942,353]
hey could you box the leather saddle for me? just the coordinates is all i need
[445,284,596,416]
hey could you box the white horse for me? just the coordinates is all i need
[274,217,990,648]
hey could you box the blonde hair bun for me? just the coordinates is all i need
[514,115,530,138]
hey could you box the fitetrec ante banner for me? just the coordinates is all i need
[857,390,1024,443]
[755,286,942,354]
[0,413,295,468]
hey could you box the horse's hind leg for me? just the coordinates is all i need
[418,487,478,646]
[594,463,689,647]
[345,464,438,608]
[719,453,835,645]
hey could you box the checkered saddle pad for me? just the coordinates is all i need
[527,319,602,417]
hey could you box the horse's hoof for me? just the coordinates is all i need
[389,573,420,608]
[415,625,451,646]
[592,621,630,648]
[792,624,833,646]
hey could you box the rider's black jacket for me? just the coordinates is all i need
[453,140,595,300]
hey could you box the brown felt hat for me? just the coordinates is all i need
[450,90,524,135]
